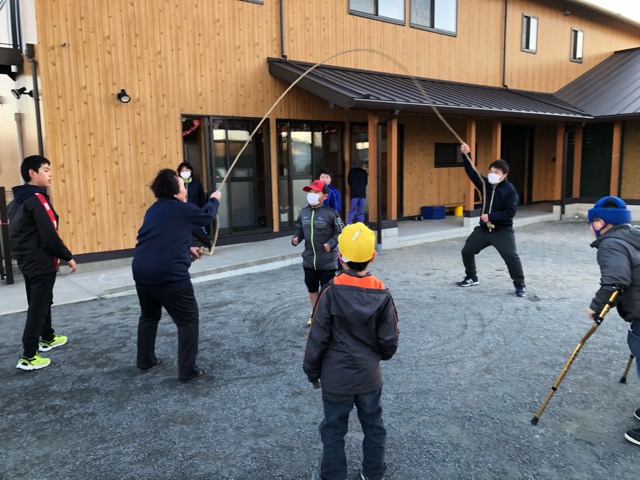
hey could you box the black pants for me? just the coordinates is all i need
[22,272,57,358]
[192,227,212,249]
[461,226,525,284]
[136,284,200,380]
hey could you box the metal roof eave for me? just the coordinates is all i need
[269,58,592,122]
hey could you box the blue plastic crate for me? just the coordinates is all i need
[420,205,445,220]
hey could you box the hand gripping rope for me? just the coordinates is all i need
[207,48,488,254]
[531,289,622,425]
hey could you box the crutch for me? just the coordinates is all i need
[531,289,621,425]
[619,355,635,383]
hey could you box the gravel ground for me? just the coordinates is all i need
[0,220,637,480]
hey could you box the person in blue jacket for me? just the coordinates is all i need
[319,168,342,217]
[132,168,221,383]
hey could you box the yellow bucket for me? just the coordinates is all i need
[454,205,464,217]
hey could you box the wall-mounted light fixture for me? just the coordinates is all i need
[11,87,33,99]
[117,89,131,103]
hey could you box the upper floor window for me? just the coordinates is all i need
[411,0,457,35]
[522,14,538,53]
[571,28,584,63]
[349,0,405,24]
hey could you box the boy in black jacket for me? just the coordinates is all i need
[292,179,341,325]
[304,223,399,480]
[457,142,526,297]
[586,196,640,446]
[9,155,76,371]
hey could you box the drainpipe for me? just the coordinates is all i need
[25,43,44,156]
[502,0,508,88]
[15,113,24,164]
[280,0,288,60]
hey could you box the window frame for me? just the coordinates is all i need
[570,28,584,63]
[434,143,465,168]
[521,14,538,54]
[348,0,406,26]
[410,0,458,37]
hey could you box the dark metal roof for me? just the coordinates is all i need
[555,48,640,120]
[268,58,592,121]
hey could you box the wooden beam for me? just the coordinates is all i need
[465,119,477,212]
[572,126,583,197]
[554,124,565,200]
[367,111,378,222]
[611,121,622,196]
[387,117,398,220]
[269,115,280,232]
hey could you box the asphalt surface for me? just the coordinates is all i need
[0,220,638,479]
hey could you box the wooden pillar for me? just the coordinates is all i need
[490,120,502,170]
[553,124,565,200]
[367,111,378,222]
[344,122,352,209]
[611,121,622,196]
[464,119,477,212]
[387,117,398,220]
[572,125,583,197]
[269,116,280,232]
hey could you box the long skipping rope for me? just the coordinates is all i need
[207,47,490,255]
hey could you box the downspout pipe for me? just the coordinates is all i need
[25,43,44,156]
[280,0,288,60]
[502,0,508,88]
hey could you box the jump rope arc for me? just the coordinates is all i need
[207,47,488,254]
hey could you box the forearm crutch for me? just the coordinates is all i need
[531,289,621,425]
[620,355,635,383]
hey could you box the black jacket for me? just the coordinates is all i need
[8,184,73,276]
[132,197,219,291]
[590,224,640,322]
[293,205,340,271]
[303,270,399,395]
[185,178,206,208]
[348,167,368,199]
[463,158,518,231]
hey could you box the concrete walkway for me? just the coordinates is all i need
[0,204,558,315]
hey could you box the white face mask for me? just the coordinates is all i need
[487,173,502,184]
[180,171,192,180]
[307,192,321,205]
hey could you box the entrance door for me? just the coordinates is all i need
[181,115,272,237]
[501,124,534,205]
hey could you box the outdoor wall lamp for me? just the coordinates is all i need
[11,87,33,99]
[117,89,131,103]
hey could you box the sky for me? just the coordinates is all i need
[581,0,640,23]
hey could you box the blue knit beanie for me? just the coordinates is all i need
[588,196,631,225]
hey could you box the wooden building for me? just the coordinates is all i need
[1,0,640,259]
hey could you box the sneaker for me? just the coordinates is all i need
[625,427,640,445]
[179,366,207,383]
[39,333,68,352]
[138,358,164,372]
[16,353,51,371]
[635,407,640,421]
[457,276,479,287]
[515,284,526,297]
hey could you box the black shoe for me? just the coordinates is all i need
[138,358,163,371]
[457,276,479,287]
[179,366,207,383]
[634,407,640,421]
[515,284,526,297]
[625,426,640,445]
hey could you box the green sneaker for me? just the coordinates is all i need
[16,353,51,371]
[39,333,68,352]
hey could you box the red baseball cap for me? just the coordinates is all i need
[302,179,327,193]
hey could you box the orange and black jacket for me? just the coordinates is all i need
[303,270,399,395]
